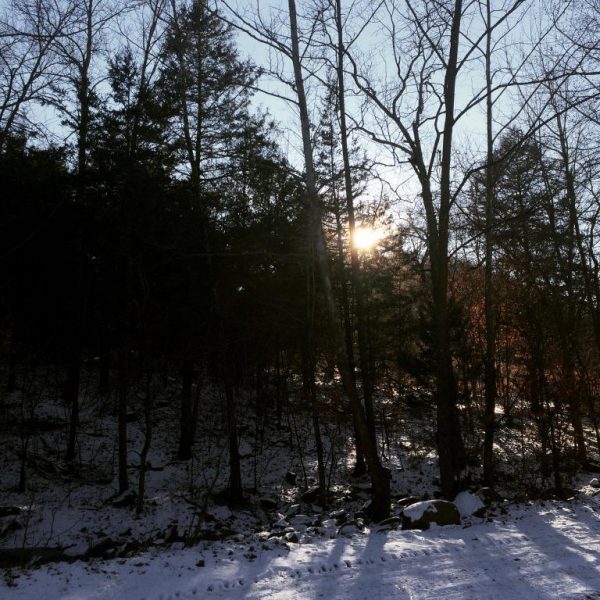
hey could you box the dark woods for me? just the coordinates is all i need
[2,0,600,522]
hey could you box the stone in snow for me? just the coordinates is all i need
[590,478,600,489]
[290,514,312,528]
[454,491,486,518]
[259,497,278,510]
[285,503,301,516]
[402,499,460,530]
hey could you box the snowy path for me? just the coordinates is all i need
[6,502,600,599]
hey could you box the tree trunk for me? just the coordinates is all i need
[482,0,497,486]
[288,0,389,519]
[177,359,194,460]
[65,352,81,461]
[117,347,128,494]
[334,0,377,463]
[224,355,243,502]
[137,372,153,514]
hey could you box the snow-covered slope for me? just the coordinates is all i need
[5,500,600,599]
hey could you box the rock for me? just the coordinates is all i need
[285,504,301,517]
[238,441,253,458]
[165,524,184,543]
[273,517,289,529]
[64,542,89,559]
[352,482,373,492]
[87,538,118,559]
[267,530,282,539]
[319,519,338,538]
[584,461,600,473]
[207,506,233,521]
[284,471,297,485]
[196,528,234,541]
[119,540,143,557]
[111,490,137,508]
[396,496,420,507]
[376,516,401,530]
[1,519,23,537]
[402,500,460,530]
[0,547,67,567]
[290,514,312,528]
[476,487,502,504]
[300,487,320,504]
[329,509,346,524]
[285,531,299,543]
[260,497,279,510]
[590,478,600,489]
[338,523,361,537]
[454,491,486,518]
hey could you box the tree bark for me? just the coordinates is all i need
[177,359,195,460]
[482,0,497,486]
[334,0,375,469]
[288,0,389,519]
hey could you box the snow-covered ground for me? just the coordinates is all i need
[5,499,600,599]
[4,379,600,598]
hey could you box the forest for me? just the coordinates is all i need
[2,0,600,597]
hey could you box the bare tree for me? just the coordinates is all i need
[49,0,121,462]
[0,0,74,147]
[221,0,392,519]
[339,0,581,496]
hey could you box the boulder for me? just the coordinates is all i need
[0,547,67,567]
[285,504,301,517]
[396,496,420,507]
[87,538,119,559]
[402,500,460,530]
[329,509,346,524]
[376,516,401,531]
[338,522,361,537]
[284,531,299,543]
[476,487,502,504]
[284,471,297,485]
[259,497,279,510]
[110,490,137,508]
[290,514,312,528]
[273,516,289,529]
[300,487,320,504]
[454,491,486,518]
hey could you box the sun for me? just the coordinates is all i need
[353,226,383,251]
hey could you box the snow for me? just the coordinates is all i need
[454,492,485,518]
[4,383,600,598]
[402,500,437,521]
[5,500,600,599]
